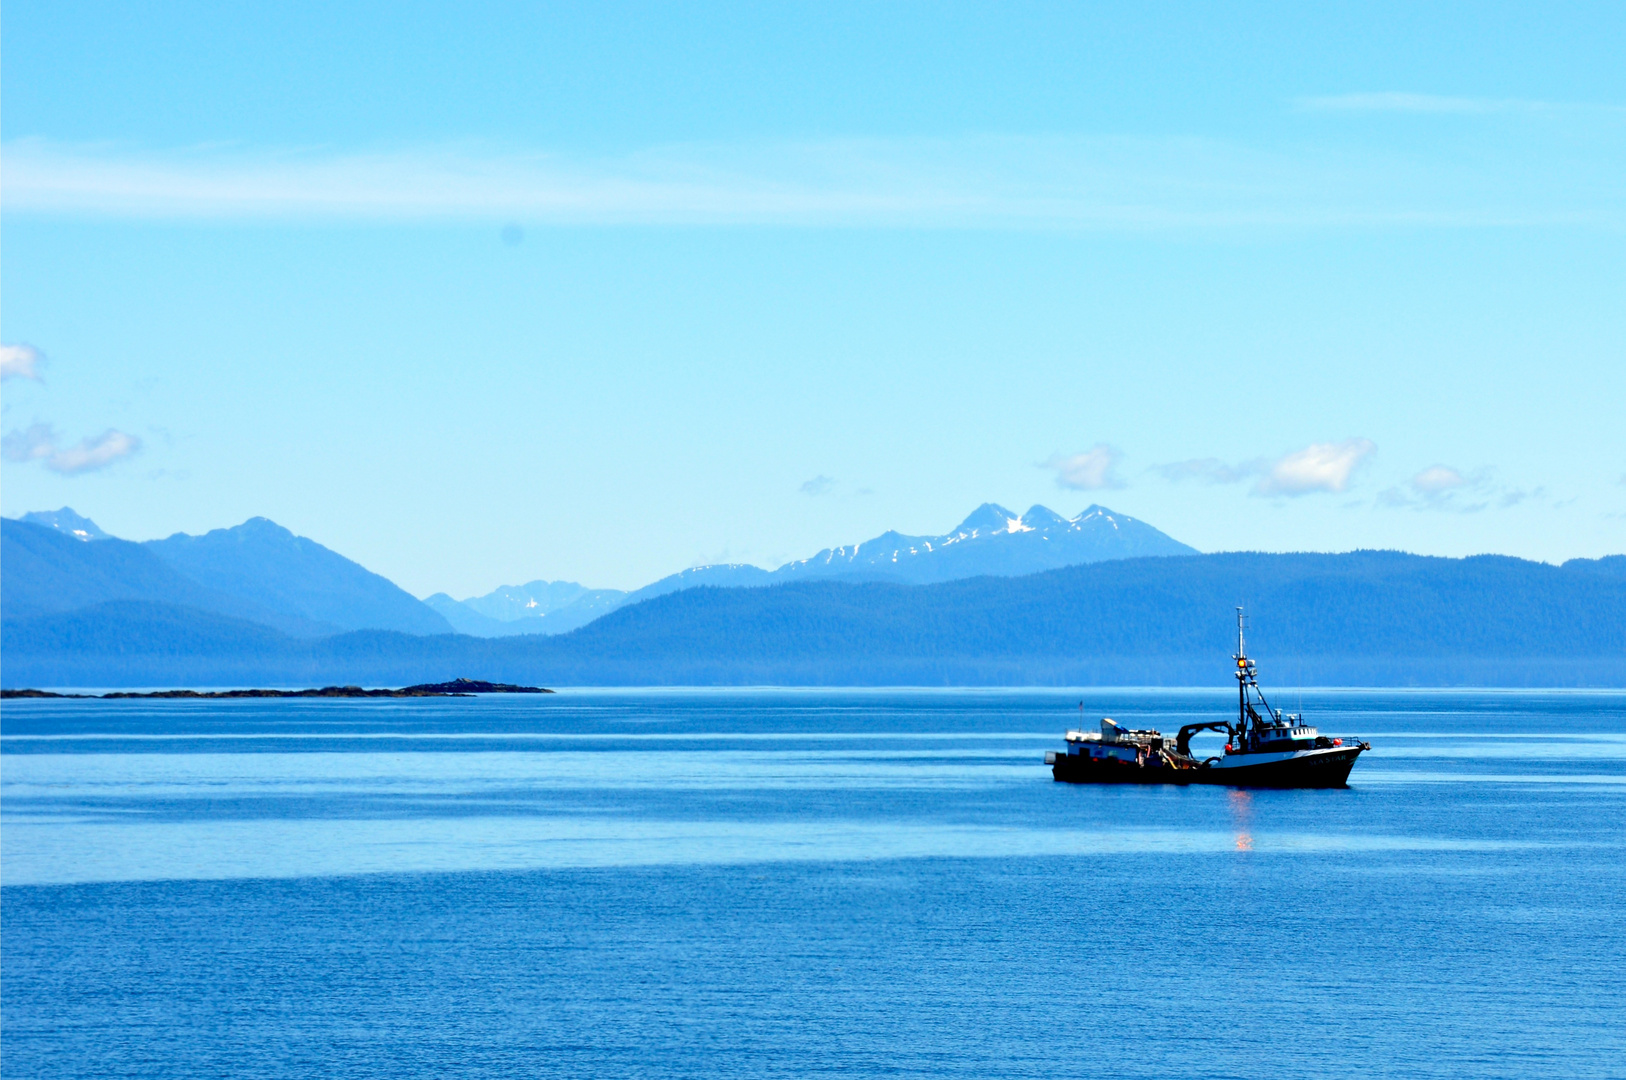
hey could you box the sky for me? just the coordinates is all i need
[3,1,1623,596]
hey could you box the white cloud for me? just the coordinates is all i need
[4,130,1620,229]
[1252,438,1376,497]
[2,424,141,474]
[1047,445,1123,491]
[799,475,835,496]
[1,344,44,381]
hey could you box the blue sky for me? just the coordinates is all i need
[3,1,1623,595]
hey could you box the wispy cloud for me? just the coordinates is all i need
[1,344,44,381]
[1299,92,1626,116]
[1377,463,1542,512]
[1497,485,1546,508]
[1046,445,1123,491]
[1152,457,1245,485]
[1380,464,1485,511]
[1155,439,1377,496]
[799,475,835,496]
[1408,464,1470,494]
[1253,439,1377,497]
[4,131,1620,229]
[2,424,141,474]
[1301,93,1521,115]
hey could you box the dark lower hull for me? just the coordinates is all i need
[1187,747,1362,789]
[1050,755,1195,785]
[1051,747,1363,789]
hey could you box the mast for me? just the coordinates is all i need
[1232,606,1279,750]
[1234,607,1249,740]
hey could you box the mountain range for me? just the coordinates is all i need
[6,506,1623,689]
[4,502,1190,645]
[427,503,1194,636]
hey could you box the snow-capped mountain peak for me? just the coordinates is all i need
[775,502,1197,586]
[18,507,111,542]
[949,502,1019,538]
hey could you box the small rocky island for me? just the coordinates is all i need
[1,678,553,699]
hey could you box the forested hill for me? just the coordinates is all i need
[5,551,1624,688]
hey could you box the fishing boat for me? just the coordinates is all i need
[1046,609,1369,788]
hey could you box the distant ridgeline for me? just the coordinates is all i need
[423,502,1195,636]
[3,508,1623,688]
[4,509,453,639]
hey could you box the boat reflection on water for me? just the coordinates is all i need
[1229,790,1253,850]
[1045,609,1371,789]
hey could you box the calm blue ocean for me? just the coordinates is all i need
[3,689,1624,1078]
